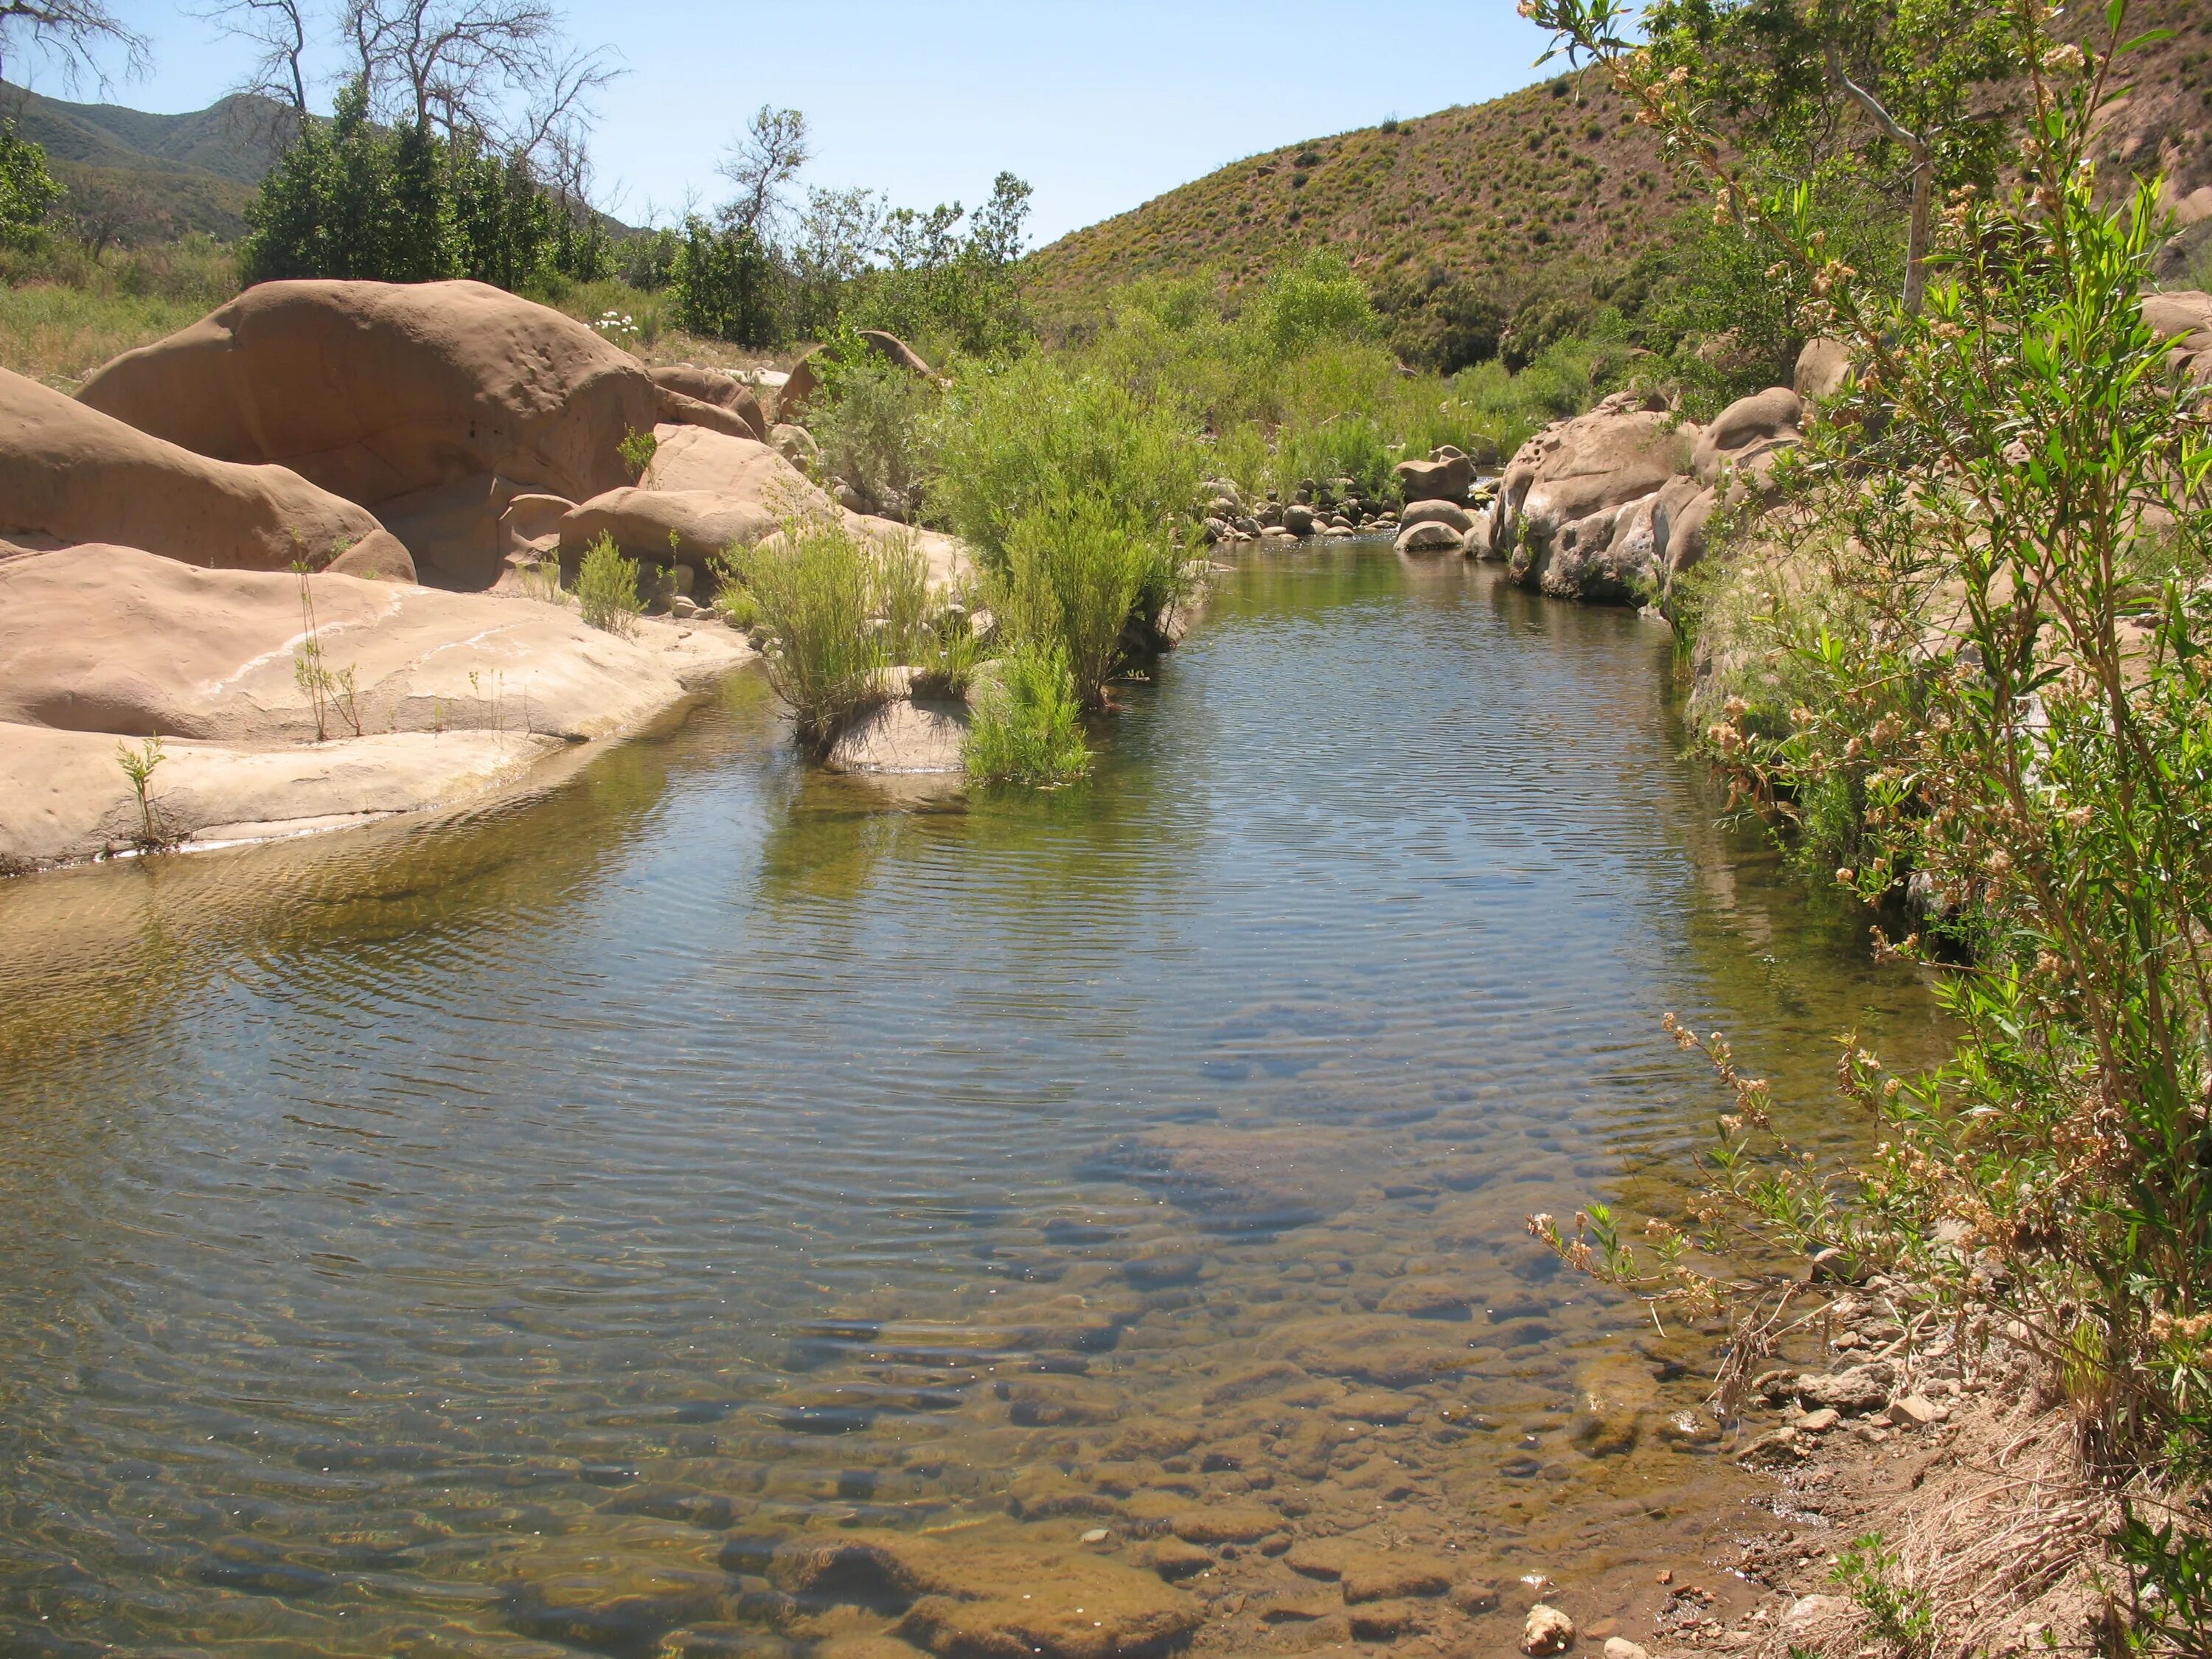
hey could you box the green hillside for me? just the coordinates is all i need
[1026,3,2212,348]
[1023,73,1685,330]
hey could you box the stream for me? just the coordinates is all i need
[0,545,1946,1658]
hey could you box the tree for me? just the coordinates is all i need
[340,0,616,161]
[672,213,776,344]
[0,0,146,90]
[787,184,884,338]
[198,0,311,135]
[1570,0,2022,315]
[715,105,809,236]
[0,116,62,247]
[859,172,1034,357]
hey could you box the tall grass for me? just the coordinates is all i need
[965,644,1090,785]
[574,533,643,636]
[999,493,1183,708]
[0,235,240,388]
[927,352,1207,571]
[729,514,932,753]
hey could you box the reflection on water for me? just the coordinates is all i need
[0,549,1944,1658]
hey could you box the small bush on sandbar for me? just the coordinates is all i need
[575,532,642,636]
[737,514,931,754]
[999,492,1183,709]
[965,642,1090,786]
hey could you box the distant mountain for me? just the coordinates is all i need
[0,80,293,240]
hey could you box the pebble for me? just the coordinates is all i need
[1604,1641,1652,1659]
[1886,1393,1947,1427]
[1523,1602,1576,1656]
[1079,1528,1110,1545]
[1797,1408,1840,1433]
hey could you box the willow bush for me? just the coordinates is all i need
[1519,1,2212,1631]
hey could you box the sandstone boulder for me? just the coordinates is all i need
[1794,335,1853,403]
[559,488,780,572]
[0,544,750,869]
[650,365,768,441]
[2145,289,2212,381]
[0,543,746,748]
[1492,391,1698,600]
[1394,452,1472,505]
[656,385,766,444]
[76,280,659,566]
[1,366,406,576]
[1395,520,1465,554]
[1399,499,1474,534]
[644,423,831,509]
[1692,386,1801,486]
[771,423,821,470]
[0,720,552,873]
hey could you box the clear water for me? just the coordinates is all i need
[0,548,1943,1658]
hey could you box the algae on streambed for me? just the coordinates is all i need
[0,549,1947,1656]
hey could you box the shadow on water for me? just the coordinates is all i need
[0,546,1947,1657]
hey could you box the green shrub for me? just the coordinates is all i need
[810,345,940,518]
[0,121,64,250]
[927,352,1206,576]
[998,492,1181,708]
[671,214,776,345]
[574,532,642,636]
[735,514,931,752]
[964,643,1090,785]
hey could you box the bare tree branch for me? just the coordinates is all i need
[196,0,310,141]
[0,0,149,93]
[714,105,809,237]
[504,39,620,167]
[1824,42,1936,316]
[341,0,573,141]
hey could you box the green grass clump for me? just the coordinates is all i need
[734,515,933,754]
[574,533,643,636]
[964,643,1090,785]
[998,493,1183,709]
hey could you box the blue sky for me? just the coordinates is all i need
[42,2,1559,246]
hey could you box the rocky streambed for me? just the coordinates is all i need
[0,546,1948,1658]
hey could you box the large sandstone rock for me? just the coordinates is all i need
[650,365,768,441]
[1399,499,1474,534]
[0,544,749,869]
[1394,453,1473,506]
[1794,336,1852,403]
[560,426,835,571]
[0,543,747,748]
[0,367,407,576]
[2145,289,2212,381]
[1395,520,1465,554]
[76,280,660,577]
[824,694,970,776]
[1490,391,1699,601]
[0,720,554,873]
[1692,386,1801,486]
[644,423,831,508]
[560,487,782,571]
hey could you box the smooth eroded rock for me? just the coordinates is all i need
[1,366,403,575]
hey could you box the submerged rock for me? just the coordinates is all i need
[771,1526,1200,1659]
[1265,1315,1477,1388]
